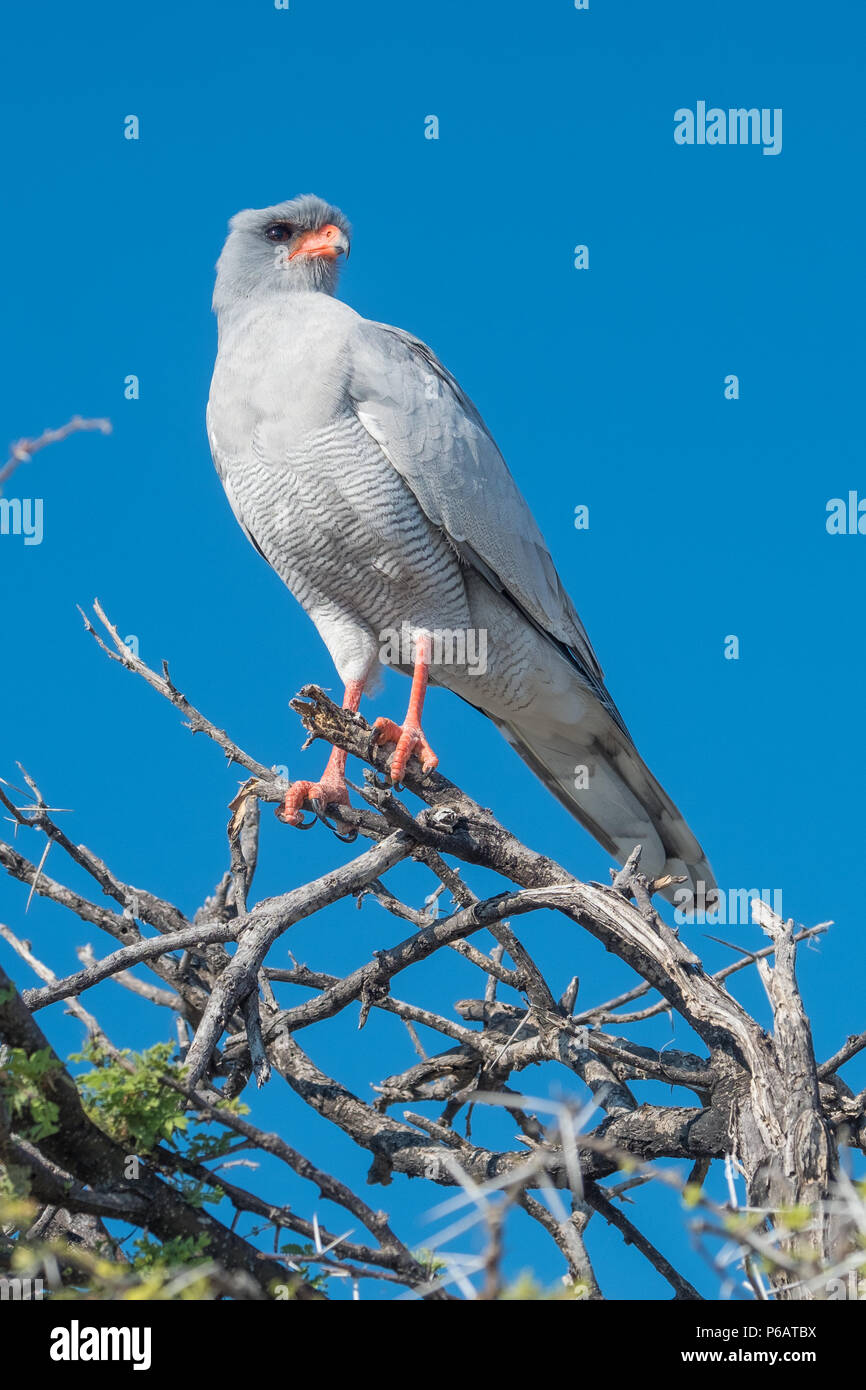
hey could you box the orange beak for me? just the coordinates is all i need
[288,223,350,261]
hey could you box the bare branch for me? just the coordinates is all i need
[0,415,111,490]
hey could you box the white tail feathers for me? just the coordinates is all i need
[495,708,716,907]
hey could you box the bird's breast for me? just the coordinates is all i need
[208,302,472,655]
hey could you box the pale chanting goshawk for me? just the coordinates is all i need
[207,194,715,904]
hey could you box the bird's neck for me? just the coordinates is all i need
[215,287,343,345]
[214,260,340,317]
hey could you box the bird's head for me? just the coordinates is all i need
[213,194,351,312]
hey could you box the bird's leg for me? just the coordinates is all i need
[373,633,439,785]
[278,678,365,826]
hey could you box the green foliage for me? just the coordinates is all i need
[172,1175,226,1209]
[72,1040,188,1152]
[72,1040,248,1161]
[182,1129,237,1164]
[777,1204,813,1233]
[412,1246,447,1277]
[1,1036,256,1299]
[65,1038,242,1246]
[2,1197,219,1300]
[0,1160,34,1205]
[29,1235,219,1301]
[723,1210,763,1236]
[131,1232,211,1272]
[0,1046,61,1142]
[499,1272,590,1300]
[0,1193,38,1234]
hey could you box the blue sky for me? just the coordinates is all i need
[1,0,864,1298]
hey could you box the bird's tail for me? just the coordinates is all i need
[493,704,716,908]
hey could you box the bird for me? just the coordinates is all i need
[207,193,716,905]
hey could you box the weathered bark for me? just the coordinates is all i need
[1,623,862,1300]
[726,903,839,1297]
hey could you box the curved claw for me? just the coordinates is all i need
[316,808,359,843]
[278,776,351,828]
[311,797,358,841]
[365,727,384,765]
[275,800,318,829]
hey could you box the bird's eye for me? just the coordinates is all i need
[265,224,295,243]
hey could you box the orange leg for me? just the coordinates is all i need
[373,634,439,785]
[278,679,364,826]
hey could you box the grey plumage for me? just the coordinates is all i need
[208,194,716,904]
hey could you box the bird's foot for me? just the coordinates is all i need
[372,716,439,785]
[277,680,365,827]
[277,773,350,827]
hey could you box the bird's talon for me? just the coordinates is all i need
[372,717,403,747]
[278,776,351,828]
[322,815,358,843]
[372,716,439,785]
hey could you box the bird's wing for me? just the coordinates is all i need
[346,318,625,723]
